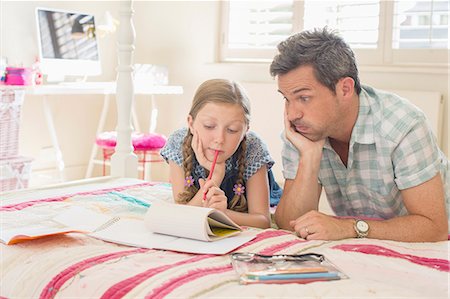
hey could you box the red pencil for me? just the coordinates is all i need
[203,150,220,201]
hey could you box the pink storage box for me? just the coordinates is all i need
[0,88,25,158]
[0,156,33,192]
[5,67,33,86]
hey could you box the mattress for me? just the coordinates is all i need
[1,177,448,298]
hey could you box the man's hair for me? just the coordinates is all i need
[270,27,361,94]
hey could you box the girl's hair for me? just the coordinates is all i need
[178,79,250,212]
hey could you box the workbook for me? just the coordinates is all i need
[90,202,254,254]
[144,202,242,241]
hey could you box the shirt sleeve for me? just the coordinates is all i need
[160,128,187,167]
[243,131,275,180]
[392,117,441,189]
[281,131,300,180]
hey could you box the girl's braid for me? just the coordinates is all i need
[229,136,247,212]
[178,132,198,203]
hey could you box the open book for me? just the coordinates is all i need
[0,206,119,245]
[90,202,255,254]
[144,202,242,241]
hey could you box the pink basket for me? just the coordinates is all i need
[0,156,33,192]
[5,67,33,86]
[0,88,25,158]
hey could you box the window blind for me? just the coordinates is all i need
[221,0,449,65]
[227,1,294,50]
[303,1,380,49]
[393,0,449,49]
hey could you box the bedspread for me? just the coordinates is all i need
[1,178,449,298]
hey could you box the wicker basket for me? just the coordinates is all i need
[0,88,25,158]
[0,156,33,192]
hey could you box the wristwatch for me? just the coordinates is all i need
[354,219,369,238]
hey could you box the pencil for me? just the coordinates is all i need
[203,149,220,201]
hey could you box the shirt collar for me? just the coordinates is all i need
[323,87,375,150]
[351,87,375,145]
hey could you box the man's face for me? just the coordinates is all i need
[277,65,342,141]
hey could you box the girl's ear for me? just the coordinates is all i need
[187,115,194,134]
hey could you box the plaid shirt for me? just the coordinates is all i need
[282,85,449,225]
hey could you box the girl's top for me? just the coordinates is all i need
[161,128,282,206]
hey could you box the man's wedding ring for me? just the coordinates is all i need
[304,226,310,235]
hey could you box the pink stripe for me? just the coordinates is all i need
[259,239,306,255]
[143,232,302,298]
[1,182,153,212]
[100,255,213,299]
[99,232,284,299]
[101,230,294,298]
[146,265,232,299]
[40,248,149,299]
[333,244,450,272]
[233,229,292,251]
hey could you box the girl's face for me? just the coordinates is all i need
[188,102,248,163]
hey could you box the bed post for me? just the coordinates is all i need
[110,0,138,178]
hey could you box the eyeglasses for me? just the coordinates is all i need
[231,252,325,263]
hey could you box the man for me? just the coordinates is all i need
[270,27,449,242]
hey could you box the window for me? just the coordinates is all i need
[393,1,448,48]
[220,0,449,67]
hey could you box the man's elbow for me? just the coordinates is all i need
[274,210,293,230]
[435,223,449,241]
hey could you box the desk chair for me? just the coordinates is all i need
[95,131,166,179]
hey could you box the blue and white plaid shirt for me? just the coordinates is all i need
[282,85,449,227]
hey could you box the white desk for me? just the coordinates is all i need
[25,82,183,181]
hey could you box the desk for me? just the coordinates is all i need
[25,83,183,181]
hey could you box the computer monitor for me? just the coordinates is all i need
[35,7,101,81]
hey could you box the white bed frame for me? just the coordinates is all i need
[110,0,138,178]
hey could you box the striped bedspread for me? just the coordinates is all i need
[1,178,449,298]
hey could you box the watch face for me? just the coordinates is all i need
[356,220,369,233]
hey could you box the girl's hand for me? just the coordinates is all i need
[191,130,225,185]
[199,178,227,211]
[191,130,212,170]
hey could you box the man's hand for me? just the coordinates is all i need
[290,210,355,240]
[284,109,325,155]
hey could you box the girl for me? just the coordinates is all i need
[161,79,281,228]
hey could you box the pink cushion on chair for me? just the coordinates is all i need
[132,132,167,150]
[96,131,167,150]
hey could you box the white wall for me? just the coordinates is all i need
[1,1,448,185]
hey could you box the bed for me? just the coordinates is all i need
[1,177,449,298]
[1,1,449,298]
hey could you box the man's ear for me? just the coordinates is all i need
[340,77,355,98]
[187,115,194,134]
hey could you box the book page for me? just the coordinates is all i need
[52,206,115,232]
[0,225,83,245]
[207,218,241,239]
[1,206,115,245]
[144,203,213,241]
[90,218,256,255]
[144,203,242,241]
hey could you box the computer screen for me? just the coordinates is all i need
[35,7,101,80]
